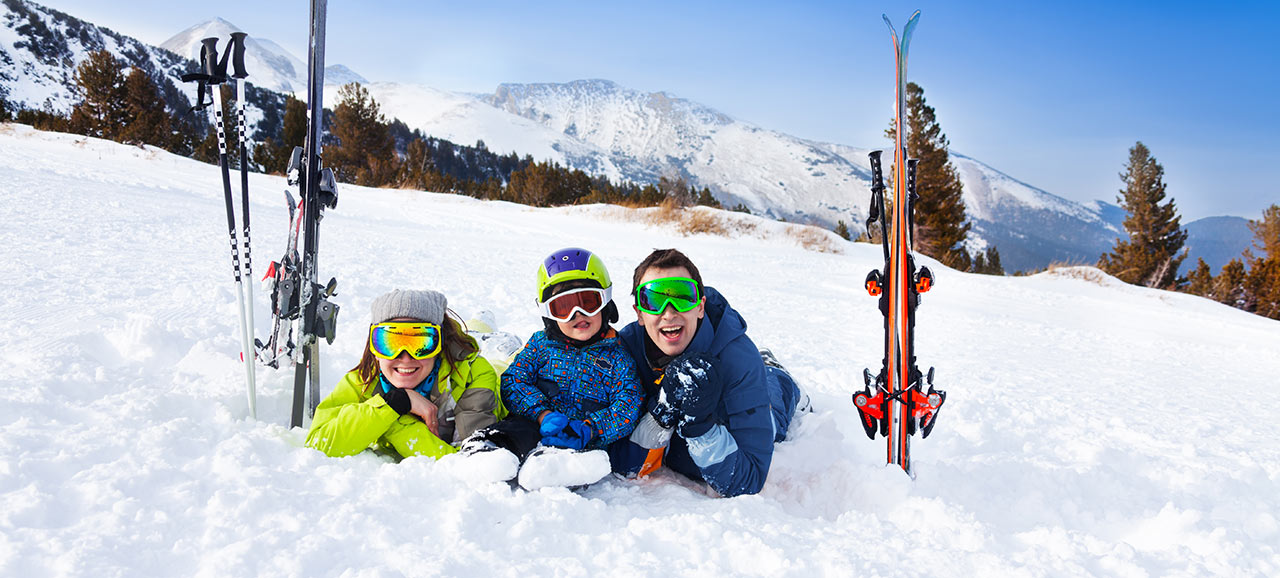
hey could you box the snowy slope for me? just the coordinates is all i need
[2,123,1278,577]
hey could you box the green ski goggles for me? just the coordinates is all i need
[635,277,702,315]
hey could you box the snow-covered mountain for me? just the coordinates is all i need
[483,79,877,227]
[4,3,1244,274]
[951,153,1125,270]
[0,0,192,114]
[158,18,366,96]
[370,78,1125,272]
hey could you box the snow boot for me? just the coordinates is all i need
[517,445,611,491]
[458,438,520,483]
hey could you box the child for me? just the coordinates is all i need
[461,248,643,490]
[306,288,505,460]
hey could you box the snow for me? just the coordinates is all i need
[2,123,1279,576]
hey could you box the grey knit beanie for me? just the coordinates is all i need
[371,289,447,325]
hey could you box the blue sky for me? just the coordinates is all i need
[35,0,1280,221]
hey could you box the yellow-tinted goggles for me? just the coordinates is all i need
[369,322,442,360]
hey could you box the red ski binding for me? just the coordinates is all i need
[852,367,946,440]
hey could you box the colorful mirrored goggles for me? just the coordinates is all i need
[635,277,701,315]
[369,322,442,360]
[539,286,612,322]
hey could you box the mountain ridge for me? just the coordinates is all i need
[0,5,1251,273]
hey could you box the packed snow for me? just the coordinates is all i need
[1,124,1278,577]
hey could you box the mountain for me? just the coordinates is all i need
[373,78,1125,272]
[483,79,876,227]
[951,153,1125,271]
[158,17,366,95]
[0,0,192,116]
[0,5,1170,273]
[1182,216,1254,274]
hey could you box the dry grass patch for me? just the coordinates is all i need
[607,199,842,254]
[678,207,729,236]
[1045,262,1110,284]
[786,224,843,254]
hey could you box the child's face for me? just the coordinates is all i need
[634,266,705,357]
[556,309,604,341]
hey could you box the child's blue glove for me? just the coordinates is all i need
[540,412,593,450]
[540,411,570,436]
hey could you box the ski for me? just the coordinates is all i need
[255,184,303,369]
[180,34,258,419]
[290,0,341,429]
[852,10,946,477]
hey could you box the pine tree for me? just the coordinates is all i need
[329,83,395,186]
[68,50,128,140]
[695,187,721,208]
[886,82,971,270]
[1098,142,1187,289]
[969,246,1004,275]
[1247,204,1280,260]
[253,96,307,174]
[1214,259,1247,307]
[834,220,851,241]
[1245,258,1280,319]
[1244,204,1280,319]
[1184,258,1214,298]
[118,68,171,147]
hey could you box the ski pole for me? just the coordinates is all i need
[201,36,258,419]
[227,32,258,419]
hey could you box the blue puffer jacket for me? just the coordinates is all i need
[501,329,644,449]
[609,286,788,497]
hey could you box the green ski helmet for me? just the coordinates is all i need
[536,247,612,303]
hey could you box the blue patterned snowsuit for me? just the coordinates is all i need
[501,329,644,449]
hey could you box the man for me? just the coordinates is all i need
[608,248,808,497]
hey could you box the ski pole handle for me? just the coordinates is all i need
[869,150,885,194]
[230,32,249,79]
[866,150,885,233]
[200,38,223,82]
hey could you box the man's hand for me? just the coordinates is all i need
[661,352,722,438]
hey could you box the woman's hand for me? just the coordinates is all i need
[406,390,440,437]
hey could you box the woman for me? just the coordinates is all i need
[305,288,505,459]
